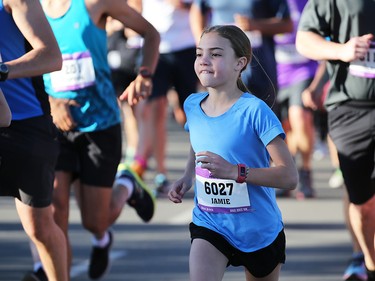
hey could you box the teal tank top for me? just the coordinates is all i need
[43,0,120,132]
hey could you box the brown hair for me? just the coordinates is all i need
[200,25,252,93]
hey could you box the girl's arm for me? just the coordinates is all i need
[247,136,298,190]
[195,135,298,190]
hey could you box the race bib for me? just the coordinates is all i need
[195,167,251,214]
[50,51,96,92]
[349,43,375,79]
[275,43,309,64]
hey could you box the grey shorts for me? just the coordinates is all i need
[278,79,313,121]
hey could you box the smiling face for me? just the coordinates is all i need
[194,32,244,90]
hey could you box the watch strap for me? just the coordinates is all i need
[138,66,153,79]
[0,63,9,82]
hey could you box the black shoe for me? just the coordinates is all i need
[295,168,315,200]
[367,267,375,281]
[22,267,48,281]
[88,231,113,280]
[116,165,156,222]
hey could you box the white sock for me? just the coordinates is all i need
[92,231,110,248]
[114,177,134,201]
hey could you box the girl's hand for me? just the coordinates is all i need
[168,176,193,203]
[195,151,237,180]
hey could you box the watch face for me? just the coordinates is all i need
[240,166,246,176]
[138,67,152,78]
[0,63,8,73]
[140,69,151,77]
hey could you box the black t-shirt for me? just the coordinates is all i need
[298,0,375,110]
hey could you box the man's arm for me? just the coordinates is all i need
[189,2,208,45]
[235,16,293,36]
[3,0,62,79]
[296,30,374,62]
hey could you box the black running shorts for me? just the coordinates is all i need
[328,102,375,204]
[0,115,59,208]
[189,222,286,278]
[55,124,122,187]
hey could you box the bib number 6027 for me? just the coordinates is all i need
[204,182,233,196]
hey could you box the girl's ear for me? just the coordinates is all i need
[235,56,247,72]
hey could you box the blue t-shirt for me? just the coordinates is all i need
[194,0,290,102]
[43,0,120,132]
[184,92,285,252]
[0,4,50,120]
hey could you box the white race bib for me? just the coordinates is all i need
[349,43,375,79]
[195,168,251,213]
[50,51,96,92]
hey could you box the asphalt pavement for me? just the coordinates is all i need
[0,115,352,281]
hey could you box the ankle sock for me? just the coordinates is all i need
[92,231,110,248]
[115,176,134,200]
[124,147,136,164]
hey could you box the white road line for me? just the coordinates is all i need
[70,250,127,278]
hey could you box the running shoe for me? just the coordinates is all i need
[116,165,156,223]
[21,267,47,281]
[154,173,170,198]
[88,230,113,280]
[343,254,367,281]
[295,168,315,200]
[329,168,344,189]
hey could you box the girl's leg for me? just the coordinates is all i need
[189,238,228,281]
